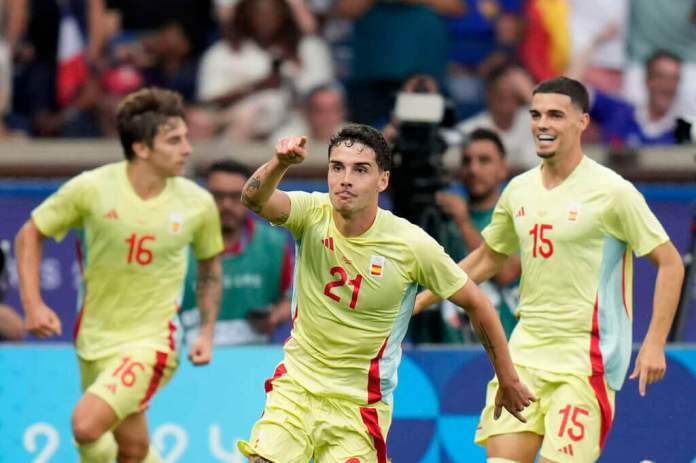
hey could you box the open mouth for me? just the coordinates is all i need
[536,134,556,147]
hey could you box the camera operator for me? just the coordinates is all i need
[0,240,25,341]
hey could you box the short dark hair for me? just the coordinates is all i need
[206,159,252,179]
[465,128,506,158]
[646,50,682,78]
[328,123,391,171]
[116,87,186,161]
[533,77,590,113]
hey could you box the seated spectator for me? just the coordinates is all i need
[0,240,24,342]
[179,161,293,345]
[270,81,346,144]
[456,63,538,169]
[189,0,333,141]
[571,41,683,147]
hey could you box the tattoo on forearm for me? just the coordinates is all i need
[196,269,221,325]
[241,191,263,213]
[476,322,495,361]
[247,175,262,192]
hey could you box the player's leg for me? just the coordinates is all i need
[237,370,313,463]
[113,411,162,463]
[476,365,548,463]
[313,398,392,463]
[75,349,177,462]
[538,373,615,463]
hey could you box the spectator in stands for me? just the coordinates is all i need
[0,240,24,341]
[435,128,520,341]
[179,160,293,345]
[334,0,466,127]
[456,63,538,168]
[570,36,683,147]
[189,0,333,141]
[270,81,346,144]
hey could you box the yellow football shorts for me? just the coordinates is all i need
[79,347,178,419]
[475,364,615,463]
[238,366,392,463]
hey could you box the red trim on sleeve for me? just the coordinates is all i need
[264,363,287,393]
[360,407,388,463]
[367,338,389,404]
[279,242,294,294]
[140,351,168,408]
[589,295,613,449]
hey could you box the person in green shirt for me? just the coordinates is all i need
[180,160,293,345]
[437,127,521,339]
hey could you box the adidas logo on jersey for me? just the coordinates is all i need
[103,209,119,220]
[558,444,574,456]
[515,206,526,218]
[322,237,335,251]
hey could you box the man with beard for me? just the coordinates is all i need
[180,160,293,345]
[435,128,521,339]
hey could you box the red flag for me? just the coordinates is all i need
[56,4,88,107]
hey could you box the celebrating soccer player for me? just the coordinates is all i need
[416,76,685,463]
[15,88,223,463]
[236,124,535,462]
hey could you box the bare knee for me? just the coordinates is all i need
[116,438,149,463]
[72,412,104,444]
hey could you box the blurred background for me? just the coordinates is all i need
[1,0,696,461]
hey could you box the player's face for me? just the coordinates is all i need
[460,139,506,202]
[208,171,248,235]
[327,142,389,216]
[530,93,588,160]
[144,117,192,177]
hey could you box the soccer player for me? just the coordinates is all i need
[15,88,223,463]
[236,124,535,462]
[415,77,685,462]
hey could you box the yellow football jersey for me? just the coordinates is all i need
[482,156,668,390]
[32,162,223,360]
[280,192,468,405]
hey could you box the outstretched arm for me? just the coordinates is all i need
[14,220,62,338]
[413,243,508,314]
[241,136,308,224]
[189,255,222,365]
[630,241,684,396]
[448,279,535,421]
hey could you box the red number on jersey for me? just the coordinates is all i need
[112,356,145,388]
[558,404,589,441]
[529,223,554,258]
[323,266,363,310]
[125,233,156,265]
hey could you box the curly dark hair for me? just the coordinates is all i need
[226,0,302,59]
[328,124,392,171]
[116,87,185,161]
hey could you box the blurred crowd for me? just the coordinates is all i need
[1,0,695,161]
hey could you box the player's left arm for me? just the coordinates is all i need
[448,279,536,421]
[629,241,684,396]
[188,255,222,365]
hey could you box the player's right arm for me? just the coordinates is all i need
[241,136,308,225]
[413,243,508,315]
[14,220,62,337]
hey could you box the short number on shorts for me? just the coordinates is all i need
[558,404,589,442]
[323,266,363,310]
[529,223,554,258]
[112,356,145,387]
[125,233,156,265]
